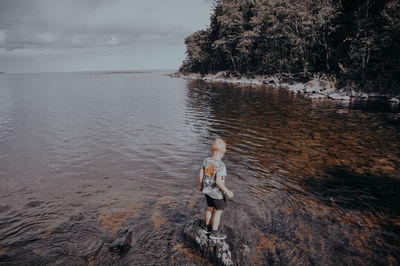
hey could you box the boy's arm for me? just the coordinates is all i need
[216,175,234,198]
[198,168,204,191]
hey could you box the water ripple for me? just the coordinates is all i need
[0,73,398,264]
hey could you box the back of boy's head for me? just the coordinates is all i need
[212,138,226,154]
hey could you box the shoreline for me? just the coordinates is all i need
[169,72,400,104]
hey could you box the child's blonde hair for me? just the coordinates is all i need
[212,138,226,154]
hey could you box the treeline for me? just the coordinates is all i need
[180,0,400,93]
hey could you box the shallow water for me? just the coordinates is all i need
[0,71,399,265]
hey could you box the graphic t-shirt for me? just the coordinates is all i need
[201,157,227,200]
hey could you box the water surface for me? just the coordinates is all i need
[0,71,399,265]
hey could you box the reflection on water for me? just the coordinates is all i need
[0,72,399,265]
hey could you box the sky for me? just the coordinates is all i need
[0,0,214,73]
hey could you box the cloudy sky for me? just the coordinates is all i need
[0,0,213,73]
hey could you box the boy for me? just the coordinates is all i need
[198,139,234,240]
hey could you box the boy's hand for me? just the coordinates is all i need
[226,190,234,199]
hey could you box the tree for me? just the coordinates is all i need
[180,30,211,73]
[180,0,400,93]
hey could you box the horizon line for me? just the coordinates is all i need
[0,68,178,75]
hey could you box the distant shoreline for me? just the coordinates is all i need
[101,71,152,75]
[170,71,400,104]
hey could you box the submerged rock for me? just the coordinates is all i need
[109,227,133,256]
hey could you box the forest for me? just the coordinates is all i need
[180,0,400,93]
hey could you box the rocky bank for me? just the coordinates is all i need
[170,72,400,104]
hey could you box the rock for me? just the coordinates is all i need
[265,79,275,84]
[320,88,335,95]
[304,79,321,93]
[309,94,325,99]
[287,83,304,92]
[389,97,400,103]
[305,86,320,93]
[328,93,351,100]
[360,93,369,99]
[215,71,230,78]
[109,227,133,256]
[303,76,337,95]
[251,80,263,85]
[349,90,358,97]
[266,75,280,85]
[341,95,351,100]
[181,220,234,265]
[318,79,328,88]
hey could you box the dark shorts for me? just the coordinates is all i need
[205,194,225,210]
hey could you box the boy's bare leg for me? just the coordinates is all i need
[206,207,214,225]
[212,210,223,230]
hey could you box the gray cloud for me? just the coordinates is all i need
[0,0,199,50]
[0,0,212,71]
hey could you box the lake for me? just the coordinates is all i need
[0,71,399,265]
